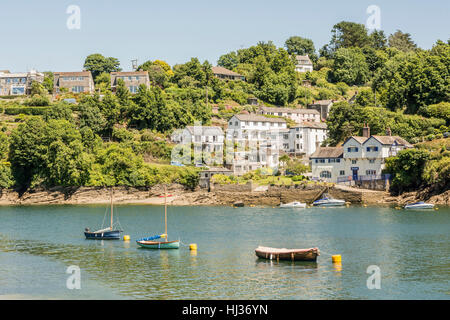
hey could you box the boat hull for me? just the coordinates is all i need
[404,204,434,209]
[136,240,180,249]
[313,201,345,207]
[280,202,306,208]
[84,230,121,240]
[255,246,320,262]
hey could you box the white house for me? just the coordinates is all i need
[258,106,320,123]
[226,114,287,175]
[295,55,313,73]
[311,126,413,183]
[0,69,44,96]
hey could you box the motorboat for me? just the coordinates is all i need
[312,194,346,207]
[279,201,306,208]
[404,201,435,210]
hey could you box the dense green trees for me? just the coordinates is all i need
[330,48,370,85]
[388,30,417,52]
[284,36,317,61]
[84,53,121,80]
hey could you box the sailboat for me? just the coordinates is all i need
[136,185,180,249]
[84,188,122,240]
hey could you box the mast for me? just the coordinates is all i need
[164,185,167,240]
[110,187,113,230]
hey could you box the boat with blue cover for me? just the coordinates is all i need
[136,185,180,249]
[84,188,122,240]
[404,201,435,210]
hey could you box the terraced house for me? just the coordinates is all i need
[0,69,44,96]
[258,106,321,123]
[110,70,150,93]
[53,71,94,94]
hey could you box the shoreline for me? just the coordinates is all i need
[0,184,448,207]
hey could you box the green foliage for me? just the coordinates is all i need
[330,48,370,85]
[384,149,431,193]
[284,36,317,61]
[84,53,121,80]
[388,30,417,52]
[420,102,450,125]
[22,94,51,106]
[329,21,370,53]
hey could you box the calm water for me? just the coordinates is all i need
[0,204,448,300]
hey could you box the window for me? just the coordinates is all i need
[320,171,332,178]
[366,170,376,175]
[339,170,345,175]
[367,146,379,152]
[235,121,238,126]
[129,86,138,93]
[352,160,357,164]
[347,147,359,152]
[369,159,376,164]
[71,86,84,93]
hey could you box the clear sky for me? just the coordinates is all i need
[0,0,448,72]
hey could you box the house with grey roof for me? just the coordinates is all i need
[53,71,94,94]
[258,106,320,123]
[110,70,150,93]
[295,55,313,73]
[212,66,245,81]
[311,125,413,186]
[307,100,334,120]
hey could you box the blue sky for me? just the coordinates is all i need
[0,0,448,72]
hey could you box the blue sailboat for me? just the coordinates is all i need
[84,188,122,240]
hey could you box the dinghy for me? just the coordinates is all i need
[136,185,180,249]
[279,201,306,208]
[404,201,435,210]
[255,246,320,262]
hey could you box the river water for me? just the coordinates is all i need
[0,204,448,299]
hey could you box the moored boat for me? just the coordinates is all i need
[312,194,345,207]
[255,246,320,262]
[136,185,180,250]
[279,201,306,208]
[404,201,435,210]
[84,188,122,240]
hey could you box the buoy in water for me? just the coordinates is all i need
[189,243,198,251]
[332,255,342,263]
[123,235,130,241]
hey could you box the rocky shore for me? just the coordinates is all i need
[0,183,448,207]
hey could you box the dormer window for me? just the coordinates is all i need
[347,147,358,152]
[367,146,379,152]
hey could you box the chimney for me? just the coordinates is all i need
[362,123,370,138]
[386,127,392,136]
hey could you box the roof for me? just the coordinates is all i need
[185,126,223,135]
[110,71,149,76]
[309,100,333,106]
[212,66,243,77]
[54,71,92,77]
[233,114,286,123]
[260,106,319,115]
[368,135,413,147]
[310,147,343,159]
[203,167,232,173]
[344,135,413,147]
[292,122,327,129]
[295,55,313,65]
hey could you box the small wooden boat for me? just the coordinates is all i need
[404,201,435,210]
[255,246,320,262]
[279,201,306,208]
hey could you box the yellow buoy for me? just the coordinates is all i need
[123,235,130,241]
[189,243,198,251]
[332,255,342,263]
